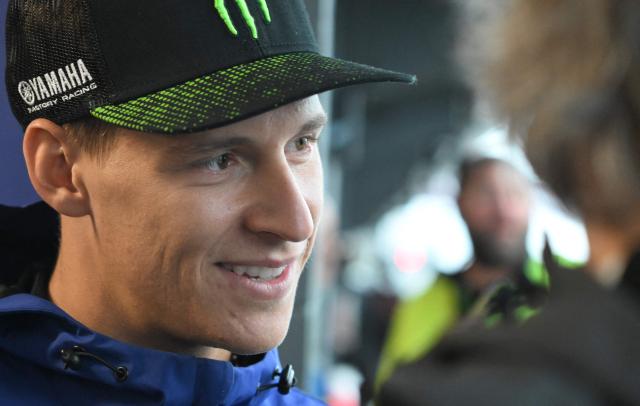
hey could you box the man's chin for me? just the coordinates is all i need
[223,335,287,356]
[213,320,291,356]
[196,296,296,356]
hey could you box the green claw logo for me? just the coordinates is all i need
[215,0,271,39]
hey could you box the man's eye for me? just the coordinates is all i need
[203,153,233,171]
[293,136,317,152]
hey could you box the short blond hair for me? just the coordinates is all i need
[63,117,119,162]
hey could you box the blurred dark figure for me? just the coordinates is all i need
[379,0,640,404]
[375,157,549,391]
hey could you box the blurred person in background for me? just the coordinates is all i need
[375,156,548,391]
[378,0,640,404]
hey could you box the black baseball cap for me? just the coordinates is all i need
[5,0,415,135]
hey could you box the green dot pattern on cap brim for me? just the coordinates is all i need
[90,52,416,135]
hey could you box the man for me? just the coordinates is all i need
[455,157,551,297]
[0,0,414,404]
[376,157,547,389]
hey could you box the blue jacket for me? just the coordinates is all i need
[0,203,324,405]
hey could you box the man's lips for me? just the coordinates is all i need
[216,258,298,282]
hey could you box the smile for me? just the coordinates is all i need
[218,264,288,282]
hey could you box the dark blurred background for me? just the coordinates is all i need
[0,0,38,206]
[329,0,471,228]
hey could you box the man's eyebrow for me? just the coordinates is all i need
[171,115,328,157]
[173,136,254,157]
[297,115,328,135]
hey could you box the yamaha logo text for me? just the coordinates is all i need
[18,59,98,114]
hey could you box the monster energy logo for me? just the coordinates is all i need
[215,0,271,39]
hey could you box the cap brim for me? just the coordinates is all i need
[90,52,416,134]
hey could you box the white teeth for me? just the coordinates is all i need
[228,265,286,281]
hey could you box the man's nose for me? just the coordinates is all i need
[242,159,316,243]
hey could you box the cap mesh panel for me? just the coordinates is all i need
[6,0,113,128]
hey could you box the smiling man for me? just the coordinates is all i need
[0,0,413,404]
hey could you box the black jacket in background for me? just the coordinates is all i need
[0,202,59,294]
[378,255,640,406]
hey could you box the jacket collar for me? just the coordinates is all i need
[0,293,283,404]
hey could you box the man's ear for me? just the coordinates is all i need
[23,118,90,217]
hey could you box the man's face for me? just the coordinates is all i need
[78,96,326,355]
[458,162,530,268]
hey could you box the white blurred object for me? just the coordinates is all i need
[459,125,537,182]
[374,194,472,299]
[326,364,363,406]
[528,189,590,263]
